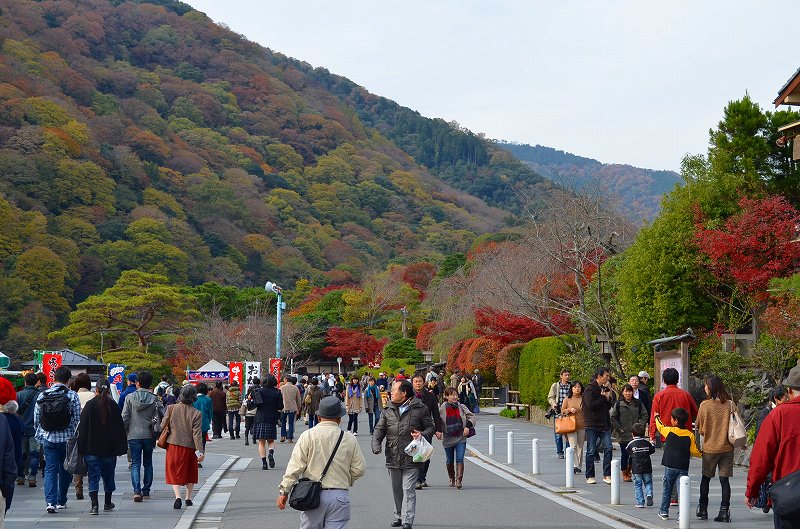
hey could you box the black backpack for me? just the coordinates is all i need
[38,386,71,432]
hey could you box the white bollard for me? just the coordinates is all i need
[679,475,690,529]
[488,424,495,455]
[507,431,514,465]
[611,459,621,505]
[565,446,574,488]
[531,438,540,475]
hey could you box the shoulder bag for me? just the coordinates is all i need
[770,468,800,519]
[555,414,577,434]
[289,430,344,511]
[727,401,747,448]
[64,432,86,475]
[156,406,172,449]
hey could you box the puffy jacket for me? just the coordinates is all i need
[582,380,614,430]
[610,397,648,444]
[372,398,435,469]
[122,389,164,440]
[226,386,241,410]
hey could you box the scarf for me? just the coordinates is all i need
[347,384,361,398]
[445,402,463,437]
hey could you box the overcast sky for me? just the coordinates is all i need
[184,1,799,172]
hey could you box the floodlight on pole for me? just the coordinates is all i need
[265,281,284,359]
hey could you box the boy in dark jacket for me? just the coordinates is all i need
[654,408,702,520]
[626,422,655,508]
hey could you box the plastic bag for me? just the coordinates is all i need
[404,435,434,463]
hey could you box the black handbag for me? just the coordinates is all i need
[770,468,800,519]
[63,434,86,475]
[289,430,344,511]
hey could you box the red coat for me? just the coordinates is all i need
[746,396,800,498]
[648,385,698,441]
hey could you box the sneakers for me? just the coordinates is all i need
[586,477,597,484]
[635,504,645,508]
[46,504,57,513]
[352,432,357,437]
[670,499,679,506]
[573,467,581,474]
[558,453,565,459]
[133,493,143,502]
[658,512,669,520]
[602,476,612,484]
[646,495,653,507]
[56,504,68,510]
[415,482,423,490]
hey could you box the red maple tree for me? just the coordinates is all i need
[474,307,565,346]
[321,327,388,365]
[695,196,800,300]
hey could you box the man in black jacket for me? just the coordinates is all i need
[411,375,444,489]
[582,367,614,484]
[372,380,435,529]
[16,373,40,487]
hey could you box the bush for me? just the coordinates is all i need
[496,343,524,386]
[518,336,569,408]
[383,338,423,362]
[499,408,522,418]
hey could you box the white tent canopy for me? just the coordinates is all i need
[196,359,228,372]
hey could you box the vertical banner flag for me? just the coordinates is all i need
[108,364,126,392]
[42,352,63,387]
[245,361,261,393]
[268,358,282,382]
[229,362,243,386]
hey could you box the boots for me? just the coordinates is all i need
[89,491,99,515]
[621,467,632,482]
[104,491,115,511]
[74,474,84,500]
[446,463,455,487]
[455,463,464,489]
[713,507,730,523]
[696,504,708,520]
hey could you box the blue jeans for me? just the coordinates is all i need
[129,438,154,495]
[281,411,296,440]
[227,411,240,436]
[584,428,612,479]
[619,442,630,469]
[632,473,653,506]
[444,442,467,464]
[85,454,116,493]
[308,413,317,429]
[367,412,376,434]
[660,466,687,515]
[43,440,71,506]
[20,435,40,479]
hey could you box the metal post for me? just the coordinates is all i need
[531,439,539,475]
[565,446,574,488]
[275,290,282,359]
[488,424,495,455]
[679,475,690,529]
[611,459,621,505]
[507,431,514,465]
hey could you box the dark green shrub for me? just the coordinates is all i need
[518,336,569,408]
[383,338,422,362]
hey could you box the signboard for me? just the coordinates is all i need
[108,364,126,392]
[187,370,228,382]
[654,346,689,391]
[268,358,282,382]
[229,362,243,386]
[245,361,261,393]
[42,353,62,387]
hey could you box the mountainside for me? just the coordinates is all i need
[497,142,682,219]
[0,0,564,353]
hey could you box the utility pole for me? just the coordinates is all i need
[400,306,408,339]
[265,281,284,359]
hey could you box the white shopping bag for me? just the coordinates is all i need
[404,435,434,463]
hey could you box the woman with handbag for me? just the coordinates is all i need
[695,374,736,523]
[610,383,648,482]
[76,381,128,515]
[241,377,260,445]
[457,377,478,412]
[161,384,204,509]
[437,387,476,489]
[252,375,283,470]
[560,381,586,475]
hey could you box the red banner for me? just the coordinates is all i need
[42,353,63,387]
[229,362,243,386]
[268,358,282,381]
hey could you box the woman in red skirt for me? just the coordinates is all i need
[161,384,204,509]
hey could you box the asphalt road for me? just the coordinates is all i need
[198,424,623,529]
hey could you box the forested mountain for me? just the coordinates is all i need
[0,0,557,356]
[497,142,682,219]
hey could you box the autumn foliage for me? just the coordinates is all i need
[415,322,439,351]
[322,327,387,365]
[474,307,559,346]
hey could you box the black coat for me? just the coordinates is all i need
[417,389,445,436]
[254,386,283,424]
[372,398,435,469]
[582,381,614,430]
[77,396,128,458]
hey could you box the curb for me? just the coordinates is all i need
[173,455,239,529]
[467,445,662,529]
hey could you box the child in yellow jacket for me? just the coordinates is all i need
[654,407,702,520]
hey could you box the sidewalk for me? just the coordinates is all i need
[5,450,235,529]
[467,413,773,529]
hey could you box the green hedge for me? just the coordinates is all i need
[383,338,423,363]
[518,336,569,408]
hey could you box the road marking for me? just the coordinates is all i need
[174,456,238,529]
[216,477,239,487]
[468,457,653,529]
[230,457,253,472]
[201,492,231,514]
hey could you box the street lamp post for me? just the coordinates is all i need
[265,281,284,360]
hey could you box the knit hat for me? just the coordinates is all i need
[0,377,17,413]
[782,359,800,390]
[127,373,137,383]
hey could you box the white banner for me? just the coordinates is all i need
[244,361,261,394]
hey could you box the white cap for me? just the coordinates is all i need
[638,371,651,379]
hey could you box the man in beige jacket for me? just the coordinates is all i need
[280,376,303,443]
[277,396,366,529]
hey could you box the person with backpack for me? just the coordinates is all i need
[610,384,648,482]
[121,370,163,502]
[155,375,170,401]
[16,373,40,487]
[34,366,81,514]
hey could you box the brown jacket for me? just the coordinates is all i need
[696,398,734,454]
[561,395,585,430]
[280,382,302,413]
[162,403,203,451]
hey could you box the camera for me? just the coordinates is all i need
[545,408,557,420]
